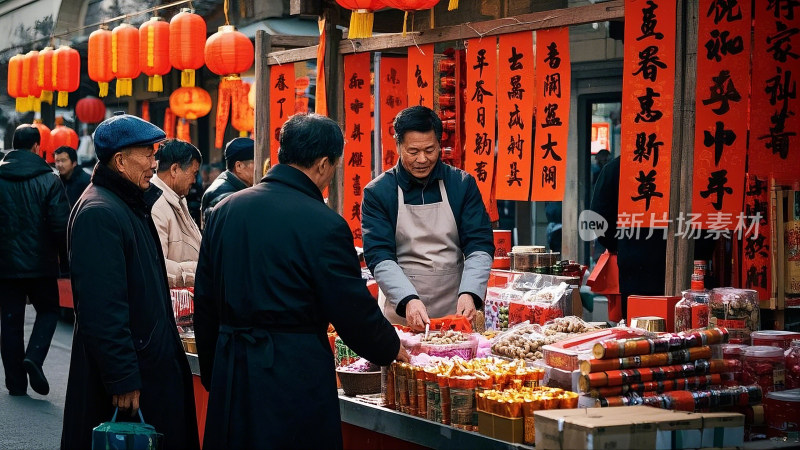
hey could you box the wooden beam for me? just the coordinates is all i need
[254,31,271,182]
[269,35,320,48]
[321,7,345,215]
[338,0,624,54]
[665,0,698,296]
[266,46,319,66]
[290,0,322,16]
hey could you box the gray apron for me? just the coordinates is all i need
[378,180,464,325]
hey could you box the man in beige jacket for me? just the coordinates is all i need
[151,140,203,288]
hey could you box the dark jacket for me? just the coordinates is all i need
[590,157,716,299]
[194,164,400,450]
[61,163,199,450]
[200,169,247,227]
[362,160,495,272]
[0,149,69,278]
[60,167,91,208]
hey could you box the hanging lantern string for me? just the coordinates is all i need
[0,0,192,55]
[224,0,230,26]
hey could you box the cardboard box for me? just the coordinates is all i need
[627,295,681,332]
[534,406,717,450]
[477,410,494,438]
[696,412,745,448]
[494,413,525,444]
[476,410,524,443]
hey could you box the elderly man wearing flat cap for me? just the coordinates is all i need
[200,137,254,228]
[61,113,199,450]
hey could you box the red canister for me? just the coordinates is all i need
[492,230,512,269]
[764,388,800,438]
[751,330,800,350]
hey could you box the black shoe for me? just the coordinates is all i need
[23,359,49,395]
[8,389,27,396]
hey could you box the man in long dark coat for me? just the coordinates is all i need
[61,113,199,450]
[194,113,408,450]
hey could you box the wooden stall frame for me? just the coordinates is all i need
[254,0,626,217]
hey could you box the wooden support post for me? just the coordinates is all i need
[322,7,345,215]
[665,0,698,295]
[254,31,271,182]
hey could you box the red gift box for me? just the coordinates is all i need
[627,295,681,333]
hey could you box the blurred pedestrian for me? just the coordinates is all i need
[200,138,254,228]
[54,146,90,208]
[0,124,70,396]
[61,114,199,450]
[195,114,407,449]
[150,140,203,288]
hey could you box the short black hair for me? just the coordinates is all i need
[393,106,443,145]
[226,158,238,171]
[12,124,41,151]
[54,146,78,163]
[156,139,203,173]
[278,114,344,168]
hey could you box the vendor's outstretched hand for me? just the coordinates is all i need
[396,344,410,363]
[456,293,477,321]
[405,299,430,332]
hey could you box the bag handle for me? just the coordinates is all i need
[110,408,146,424]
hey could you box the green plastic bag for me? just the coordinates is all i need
[92,408,162,450]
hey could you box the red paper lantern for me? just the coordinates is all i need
[112,24,140,97]
[31,121,53,163]
[169,86,212,120]
[381,0,441,33]
[53,46,80,107]
[7,54,25,112]
[88,27,114,97]
[37,47,55,104]
[204,25,253,78]
[336,0,386,39]
[381,0,440,10]
[139,17,170,92]
[169,9,207,87]
[20,51,41,112]
[76,97,106,124]
[51,125,79,150]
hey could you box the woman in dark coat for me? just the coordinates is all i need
[61,114,198,450]
[194,114,405,450]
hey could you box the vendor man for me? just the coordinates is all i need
[362,106,495,331]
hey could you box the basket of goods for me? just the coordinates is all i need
[336,358,382,396]
[418,330,478,359]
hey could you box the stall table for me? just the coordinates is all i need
[185,354,800,449]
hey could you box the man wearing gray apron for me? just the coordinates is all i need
[362,106,495,331]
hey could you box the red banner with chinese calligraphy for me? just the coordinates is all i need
[463,37,498,210]
[496,32,534,201]
[692,0,750,229]
[742,174,771,301]
[269,64,295,166]
[618,0,676,227]
[407,44,434,108]
[748,1,800,182]
[343,53,373,247]
[379,56,407,172]
[531,27,570,201]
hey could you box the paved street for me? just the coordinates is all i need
[0,306,73,450]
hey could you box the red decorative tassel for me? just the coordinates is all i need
[164,107,175,139]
